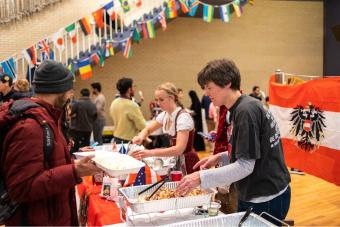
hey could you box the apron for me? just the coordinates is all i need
[169,109,200,175]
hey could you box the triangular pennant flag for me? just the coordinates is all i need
[203,4,214,23]
[188,0,199,17]
[1,57,16,79]
[78,57,92,80]
[79,16,92,35]
[132,27,141,42]
[220,4,231,22]
[159,11,167,31]
[92,9,104,28]
[233,0,242,17]
[121,39,132,59]
[22,46,37,68]
[118,142,128,154]
[146,20,155,39]
[53,29,65,52]
[65,23,77,43]
[179,0,189,13]
[124,166,161,187]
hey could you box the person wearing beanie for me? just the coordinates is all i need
[0,72,29,105]
[1,60,101,226]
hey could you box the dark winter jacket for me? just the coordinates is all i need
[0,98,80,226]
[0,88,32,104]
[70,96,97,132]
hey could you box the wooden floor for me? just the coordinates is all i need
[197,150,340,226]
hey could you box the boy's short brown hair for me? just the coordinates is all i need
[197,59,241,90]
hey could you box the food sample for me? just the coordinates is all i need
[139,187,207,201]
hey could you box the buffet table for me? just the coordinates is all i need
[77,177,226,227]
[77,177,123,226]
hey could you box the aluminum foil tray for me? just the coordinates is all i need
[166,212,275,227]
[119,182,215,214]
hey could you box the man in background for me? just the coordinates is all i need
[70,88,97,153]
[91,82,106,145]
[110,77,146,143]
[249,85,264,101]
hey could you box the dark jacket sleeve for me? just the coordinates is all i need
[3,118,77,202]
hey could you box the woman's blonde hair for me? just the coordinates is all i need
[156,82,184,108]
[14,78,30,92]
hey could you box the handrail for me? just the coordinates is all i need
[0,0,63,24]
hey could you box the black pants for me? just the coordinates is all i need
[238,186,291,225]
[93,118,105,145]
[148,135,170,149]
[71,131,92,153]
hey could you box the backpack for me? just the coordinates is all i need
[0,99,54,225]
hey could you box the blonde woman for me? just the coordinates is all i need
[14,78,30,92]
[132,82,200,174]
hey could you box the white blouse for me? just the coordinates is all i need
[155,107,194,137]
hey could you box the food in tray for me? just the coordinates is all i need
[139,187,207,202]
[93,156,136,170]
[143,157,176,170]
[127,144,145,155]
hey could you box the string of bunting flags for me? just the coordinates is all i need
[0,0,252,82]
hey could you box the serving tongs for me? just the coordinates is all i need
[238,206,253,227]
[138,176,170,200]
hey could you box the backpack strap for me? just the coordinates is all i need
[23,114,54,167]
[9,99,54,167]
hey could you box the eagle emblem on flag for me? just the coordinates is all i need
[290,102,326,152]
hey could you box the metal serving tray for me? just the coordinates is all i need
[119,182,215,214]
[166,212,275,227]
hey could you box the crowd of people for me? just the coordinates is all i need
[0,58,291,225]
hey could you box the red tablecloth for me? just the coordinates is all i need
[77,177,123,226]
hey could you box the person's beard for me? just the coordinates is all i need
[55,93,70,110]
[130,89,135,98]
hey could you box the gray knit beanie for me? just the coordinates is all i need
[33,60,73,94]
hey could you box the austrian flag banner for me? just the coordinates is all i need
[269,75,340,186]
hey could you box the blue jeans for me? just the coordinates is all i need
[238,186,291,224]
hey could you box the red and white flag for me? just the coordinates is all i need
[53,29,65,52]
[269,75,340,186]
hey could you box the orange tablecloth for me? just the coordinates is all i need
[77,177,123,226]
